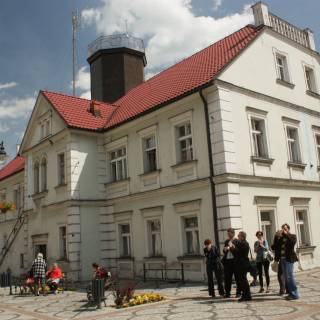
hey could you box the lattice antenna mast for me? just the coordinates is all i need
[72,10,81,96]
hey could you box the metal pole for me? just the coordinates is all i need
[8,269,12,295]
[181,263,185,284]
[72,11,78,96]
[143,263,146,282]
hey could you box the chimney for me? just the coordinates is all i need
[87,34,147,104]
[251,2,271,27]
[304,28,316,51]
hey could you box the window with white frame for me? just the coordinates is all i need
[57,153,65,185]
[147,219,162,256]
[183,216,200,255]
[250,117,269,158]
[110,147,127,182]
[59,226,67,260]
[176,122,193,163]
[40,119,51,140]
[259,210,276,245]
[305,67,317,93]
[143,135,157,173]
[276,53,290,82]
[33,161,40,194]
[0,190,6,202]
[286,126,302,163]
[41,157,47,191]
[315,133,320,165]
[119,224,131,257]
[295,209,311,247]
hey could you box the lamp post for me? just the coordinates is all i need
[0,141,8,166]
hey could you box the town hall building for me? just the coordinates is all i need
[0,2,319,281]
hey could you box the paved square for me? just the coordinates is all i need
[1,269,320,319]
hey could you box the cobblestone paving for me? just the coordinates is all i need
[1,269,320,319]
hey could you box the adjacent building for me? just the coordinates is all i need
[0,2,319,281]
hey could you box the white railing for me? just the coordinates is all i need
[269,13,310,48]
[88,34,145,57]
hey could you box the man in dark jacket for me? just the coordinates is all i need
[230,231,252,302]
[222,228,240,298]
[272,223,299,300]
[203,239,225,297]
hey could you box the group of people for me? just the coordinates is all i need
[27,253,63,295]
[204,223,299,302]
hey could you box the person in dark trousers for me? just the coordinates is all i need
[203,239,225,298]
[230,231,252,302]
[272,223,299,300]
[272,230,287,295]
[222,228,240,298]
[254,231,270,293]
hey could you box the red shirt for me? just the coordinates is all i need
[48,267,62,279]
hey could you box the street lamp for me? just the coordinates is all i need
[0,141,8,163]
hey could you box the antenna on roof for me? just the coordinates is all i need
[72,10,81,96]
[125,19,129,36]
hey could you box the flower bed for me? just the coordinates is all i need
[127,293,165,307]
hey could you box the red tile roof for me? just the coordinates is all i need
[42,92,117,131]
[43,25,263,131]
[106,25,263,128]
[0,156,25,182]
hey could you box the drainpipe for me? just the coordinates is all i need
[199,89,220,248]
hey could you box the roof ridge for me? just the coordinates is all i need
[41,90,119,107]
[114,24,260,102]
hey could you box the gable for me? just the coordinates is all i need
[20,93,67,152]
[218,29,320,112]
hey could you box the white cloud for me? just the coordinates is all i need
[212,0,223,11]
[0,82,18,90]
[73,66,91,99]
[82,0,253,74]
[0,96,36,119]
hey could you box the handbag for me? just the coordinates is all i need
[271,261,279,273]
[215,257,224,272]
[265,250,274,262]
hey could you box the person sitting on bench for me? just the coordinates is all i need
[46,263,62,294]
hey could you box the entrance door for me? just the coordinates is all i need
[34,244,47,260]
[260,210,276,245]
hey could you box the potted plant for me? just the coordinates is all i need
[0,201,16,213]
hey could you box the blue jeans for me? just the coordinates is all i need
[281,259,299,299]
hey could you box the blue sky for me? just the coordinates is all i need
[0,0,319,161]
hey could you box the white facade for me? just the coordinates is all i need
[0,3,319,281]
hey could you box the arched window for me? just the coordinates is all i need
[34,161,40,194]
[41,157,47,191]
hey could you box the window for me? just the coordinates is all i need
[315,133,320,165]
[110,147,127,182]
[295,209,311,247]
[260,210,275,245]
[276,54,289,82]
[40,119,50,139]
[143,136,157,172]
[33,161,40,194]
[176,122,193,163]
[183,217,200,255]
[305,67,317,93]
[147,219,162,256]
[250,118,269,158]
[41,158,47,191]
[286,126,301,163]
[0,191,5,202]
[119,224,131,257]
[59,226,67,260]
[57,153,65,185]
